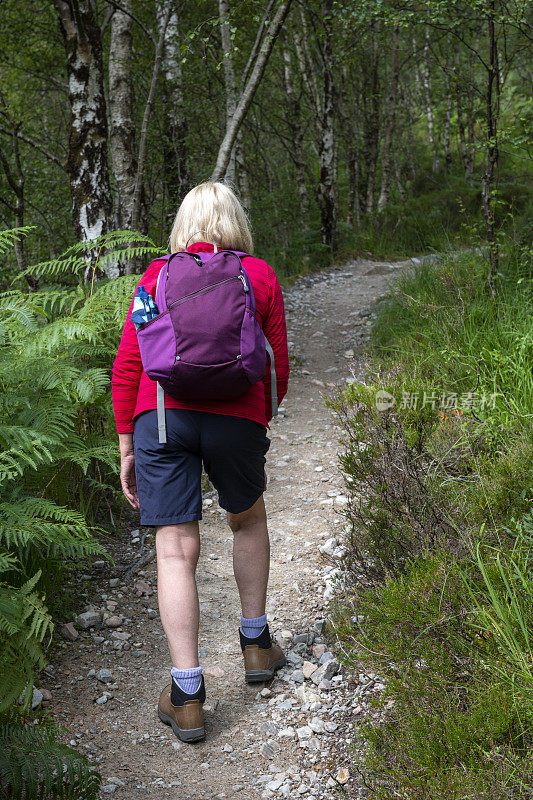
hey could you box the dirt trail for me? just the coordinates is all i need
[43,256,412,799]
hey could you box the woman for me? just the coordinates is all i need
[111,182,290,743]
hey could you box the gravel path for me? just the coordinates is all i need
[42,255,412,799]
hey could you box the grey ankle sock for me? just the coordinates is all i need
[240,613,267,638]
[170,665,202,695]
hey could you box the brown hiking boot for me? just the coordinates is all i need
[157,676,205,742]
[239,624,286,683]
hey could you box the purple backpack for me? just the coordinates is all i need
[136,241,277,443]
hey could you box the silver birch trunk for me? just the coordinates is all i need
[317,0,336,250]
[210,0,293,182]
[219,0,237,185]
[377,25,400,212]
[364,21,380,213]
[53,0,111,269]
[466,46,476,176]
[423,25,439,173]
[283,45,309,229]
[444,51,452,172]
[131,2,172,234]
[157,2,188,214]
[109,0,136,235]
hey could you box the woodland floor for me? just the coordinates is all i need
[41,254,415,800]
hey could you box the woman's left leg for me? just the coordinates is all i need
[156,522,201,669]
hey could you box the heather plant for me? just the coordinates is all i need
[329,248,533,799]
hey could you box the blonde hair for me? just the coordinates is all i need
[169,182,253,254]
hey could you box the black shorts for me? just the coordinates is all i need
[133,410,270,526]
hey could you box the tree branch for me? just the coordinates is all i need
[131,1,172,230]
[0,125,64,168]
[211,0,293,182]
[240,0,276,89]
[105,0,156,44]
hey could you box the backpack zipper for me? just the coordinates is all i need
[167,275,246,310]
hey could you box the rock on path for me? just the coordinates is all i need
[42,256,411,799]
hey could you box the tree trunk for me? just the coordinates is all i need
[395,161,406,204]
[293,26,320,127]
[423,24,439,173]
[131,1,172,234]
[0,122,39,290]
[481,0,499,295]
[158,2,188,219]
[338,64,359,227]
[444,50,452,172]
[317,0,336,250]
[283,44,309,229]
[210,0,293,182]
[109,1,137,233]
[219,0,237,185]
[466,46,476,176]
[453,45,470,176]
[377,25,400,212]
[53,0,111,263]
[363,21,381,213]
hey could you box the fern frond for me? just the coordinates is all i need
[0,227,35,254]
[0,711,101,799]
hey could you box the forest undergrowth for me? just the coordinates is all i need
[0,229,164,799]
[328,242,533,799]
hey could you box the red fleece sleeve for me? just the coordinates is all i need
[111,260,165,434]
[263,270,290,422]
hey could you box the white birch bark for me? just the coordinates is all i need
[109,0,136,232]
[378,25,400,212]
[210,0,293,182]
[317,0,336,249]
[157,2,188,212]
[219,0,237,185]
[53,0,112,265]
[283,44,309,228]
[131,2,172,233]
[444,50,452,172]
[423,24,439,172]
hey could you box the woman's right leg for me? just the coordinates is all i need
[156,522,201,669]
[228,496,270,619]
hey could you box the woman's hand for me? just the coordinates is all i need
[118,434,139,509]
[120,452,139,509]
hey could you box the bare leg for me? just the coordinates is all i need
[156,522,200,669]
[227,496,270,619]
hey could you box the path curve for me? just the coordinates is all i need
[45,256,412,799]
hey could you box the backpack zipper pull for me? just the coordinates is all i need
[239,273,249,292]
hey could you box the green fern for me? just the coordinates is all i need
[0,569,52,711]
[0,711,101,800]
[0,227,35,255]
[0,228,156,776]
[16,229,163,282]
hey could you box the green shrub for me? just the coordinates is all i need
[328,246,533,798]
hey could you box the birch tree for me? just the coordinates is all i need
[316,0,336,249]
[158,2,188,214]
[210,0,293,182]
[109,1,137,231]
[377,25,401,212]
[219,0,237,186]
[53,0,112,252]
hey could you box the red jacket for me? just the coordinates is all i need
[111,243,290,434]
